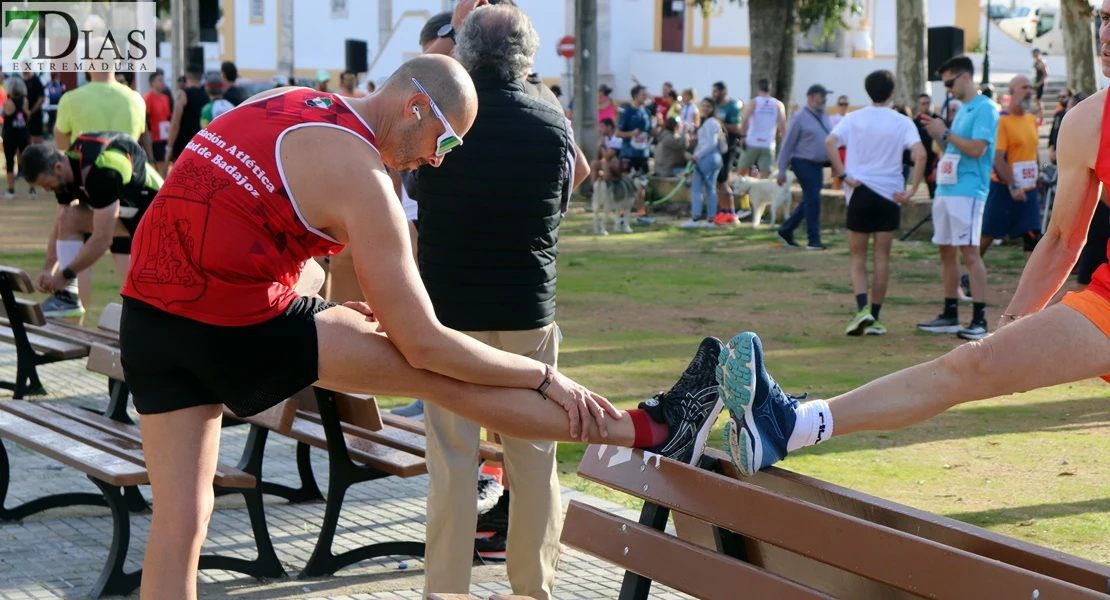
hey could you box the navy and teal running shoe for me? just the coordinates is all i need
[718,332,806,476]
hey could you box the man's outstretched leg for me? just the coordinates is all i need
[721,298,1110,475]
[315,305,727,464]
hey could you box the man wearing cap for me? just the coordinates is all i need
[776,83,834,250]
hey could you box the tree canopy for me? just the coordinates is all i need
[691,0,863,41]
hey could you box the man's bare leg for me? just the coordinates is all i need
[871,232,894,305]
[314,306,636,444]
[139,404,224,600]
[722,304,1110,475]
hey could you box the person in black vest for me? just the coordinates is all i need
[418,4,590,598]
[167,65,209,165]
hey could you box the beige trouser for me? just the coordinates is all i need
[422,324,562,600]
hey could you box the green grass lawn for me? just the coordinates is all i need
[4,198,1109,563]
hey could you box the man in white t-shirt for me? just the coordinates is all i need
[591,117,623,183]
[826,70,926,337]
[738,78,785,179]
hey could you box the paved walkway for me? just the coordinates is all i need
[0,346,691,599]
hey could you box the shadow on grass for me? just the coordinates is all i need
[797,395,1110,456]
[944,497,1110,526]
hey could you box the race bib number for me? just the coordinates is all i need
[631,132,650,151]
[158,121,170,140]
[1012,160,1038,190]
[937,154,960,186]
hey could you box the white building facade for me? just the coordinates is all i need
[219,0,1071,108]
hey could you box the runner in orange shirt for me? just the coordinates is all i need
[981,75,1042,261]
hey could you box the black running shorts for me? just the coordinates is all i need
[846,183,901,233]
[151,141,168,162]
[1078,202,1110,285]
[120,296,336,417]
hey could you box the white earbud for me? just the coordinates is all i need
[413,106,422,120]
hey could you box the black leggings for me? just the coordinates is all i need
[3,133,28,175]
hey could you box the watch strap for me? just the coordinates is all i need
[62,266,77,280]
[535,364,553,396]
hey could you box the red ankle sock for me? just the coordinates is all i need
[628,409,670,448]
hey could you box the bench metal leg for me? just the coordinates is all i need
[103,379,133,425]
[123,485,150,513]
[298,473,425,579]
[299,389,424,579]
[0,359,46,400]
[235,426,324,503]
[617,501,671,600]
[200,481,287,580]
[0,440,106,522]
[87,477,142,598]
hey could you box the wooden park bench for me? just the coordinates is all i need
[0,344,287,597]
[0,266,120,400]
[562,445,1110,600]
[229,387,505,579]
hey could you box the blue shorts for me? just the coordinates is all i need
[982,181,1041,238]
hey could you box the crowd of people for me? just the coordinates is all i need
[0,0,1107,599]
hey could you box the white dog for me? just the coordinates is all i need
[593,174,649,235]
[731,170,796,228]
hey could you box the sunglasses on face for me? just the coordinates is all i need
[943,72,966,89]
[411,77,463,157]
[837,102,849,107]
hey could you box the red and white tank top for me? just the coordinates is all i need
[121,88,377,326]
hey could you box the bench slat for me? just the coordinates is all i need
[562,501,833,600]
[301,411,506,463]
[223,398,299,436]
[580,446,1108,599]
[0,325,89,359]
[30,320,118,347]
[0,267,35,294]
[42,402,255,489]
[381,412,504,462]
[0,298,46,327]
[0,409,147,487]
[704,449,1110,594]
[286,418,426,478]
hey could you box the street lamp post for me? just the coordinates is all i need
[982,0,991,84]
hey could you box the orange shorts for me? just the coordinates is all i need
[1060,289,1110,383]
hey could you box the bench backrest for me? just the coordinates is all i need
[571,446,1110,600]
[0,266,45,327]
[98,303,122,333]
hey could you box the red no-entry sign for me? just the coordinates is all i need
[557,35,575,59]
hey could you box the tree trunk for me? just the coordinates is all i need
[278,0,294,79]
[748,0,798,112]
[1061,0,1098,95]
[895,0,927,106]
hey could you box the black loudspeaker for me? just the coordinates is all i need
[345,39,368,74]
[927,27,965,81]
[187,45,205,72]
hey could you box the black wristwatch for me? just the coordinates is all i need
[437,23,456,43]
[62,266,76,280]
[941,129,951,143]
[837,173,847,182]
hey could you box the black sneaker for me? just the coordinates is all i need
[476,490,509,535]
[957,320,989,341]
[917,315,961,334]
[777,228,799,247]
[637,337,725,465]
[474,531,507,561]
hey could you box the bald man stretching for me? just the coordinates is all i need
[120,54,730,599]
